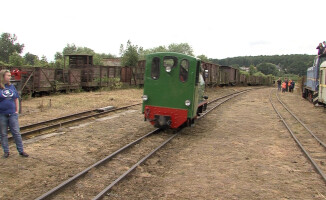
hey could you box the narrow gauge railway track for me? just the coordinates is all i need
[10,103,142,140]
[269,89,326,183]
[35,88,252,200]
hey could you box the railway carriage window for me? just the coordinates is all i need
[151,57,160,79]
[163,56,178,72]
[179,59,189,82]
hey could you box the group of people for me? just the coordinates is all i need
[277,78,295,93]
[316,41,326,56]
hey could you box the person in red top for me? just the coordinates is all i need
[282,81,286,93]
[288,80,292,92]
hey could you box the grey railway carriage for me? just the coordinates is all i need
[303,54,326,105]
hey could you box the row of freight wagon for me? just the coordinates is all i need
[0,59,272,95]
[1,65,122,95]
[201,61,273,86]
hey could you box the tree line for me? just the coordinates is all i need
[211,54,315,76]
[0,32,315,76]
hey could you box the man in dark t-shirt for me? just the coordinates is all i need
[277,78,281,91]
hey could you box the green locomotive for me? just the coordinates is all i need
[142,52,208,129]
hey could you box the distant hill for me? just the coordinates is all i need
[210,54,316,76]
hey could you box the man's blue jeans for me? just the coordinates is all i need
[0,113,24,153]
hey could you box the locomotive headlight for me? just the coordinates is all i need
[166,66,171,73]
[185,100,191,106]
[142,95,148,101]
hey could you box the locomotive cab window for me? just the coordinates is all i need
[151,57,160,79]
[179,59,189,82]
[195,61,200,85]
[163,56,178,72]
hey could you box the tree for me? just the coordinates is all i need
[249,65,257,75]
[62,43,77,55]
[9,53,24,66]
[257,63,278,76]
[0,33,24,63]
[167,43,194,56]
[197,54,209,62]
[24,52,38,65]
[120,40,140,67]
[54,52,63,60]
[211,54,315,76]
[39,55,48,66]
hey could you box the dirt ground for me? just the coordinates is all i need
[18,88,143,126]
[0,86,326,199]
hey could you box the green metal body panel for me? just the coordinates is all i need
[142,52,205,119]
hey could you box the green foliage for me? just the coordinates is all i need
[240,70,249,75]
[277,74,300,82]
[0,33,24,63]
[120,40,140,67]
[56,43,117,68]
[139,43,195,59]
[63,43,77,55]
[54,52,63,60]
[0,61,9,66]
[40,55,48,66]
[167,43,194,56]
[211,54,315,76]
[256,63,278,76]
[197,54,209,62]
[249,65,257,75]
[9,53,24,66]
[24,52,38,65]
[253,71,266,77]
[232,64,240,69]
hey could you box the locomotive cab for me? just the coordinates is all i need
[142,52,207,129]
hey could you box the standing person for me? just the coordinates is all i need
[285,78,288,92]
[277,78,282,91]
[288,79,292,92]
[282,81,286,93]
[0,69,28,158]
[323,41,326,54]
[290,81,295,93]
[317,43,324,55]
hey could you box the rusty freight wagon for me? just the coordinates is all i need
[135,60,146,85]
[201,61,219,86]
[219,65,239,85]
[0,66,80,95]
[239,73,247,85]
[66,54,120,89]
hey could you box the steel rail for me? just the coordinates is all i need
[13,103,142,139]
[92,89,252,200]
[34,128,160,200]
[92,133,178,200]
[275,91,326,149]
[269,89,326,183]
[35,89,252,200]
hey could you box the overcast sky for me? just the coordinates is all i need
[1,0,325,61]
